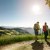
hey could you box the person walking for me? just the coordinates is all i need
[33,22,40,41]
[43,22,48,41]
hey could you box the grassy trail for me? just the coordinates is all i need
[0,40,33,50]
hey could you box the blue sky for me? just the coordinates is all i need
[0,0,50,28]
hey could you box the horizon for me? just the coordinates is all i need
[0,0,50,28]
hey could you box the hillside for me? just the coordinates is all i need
[0,26,30,35]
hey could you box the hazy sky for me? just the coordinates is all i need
[0,0,50,28]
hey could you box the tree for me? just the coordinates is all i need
[45,0,50,7]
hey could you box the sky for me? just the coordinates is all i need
[0,0,50,28]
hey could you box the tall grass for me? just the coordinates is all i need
[0,34,50,45]
[0,34,34,45]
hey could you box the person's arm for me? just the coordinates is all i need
[38,25,40,30]
[33,24,36,30]
[47,26,49,33]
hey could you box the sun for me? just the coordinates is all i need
[32,4,41,15]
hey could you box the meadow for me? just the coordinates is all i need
[0,34,34,45]
[0,34,50,45]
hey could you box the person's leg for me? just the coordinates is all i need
[44,32,46,41]
[45,34,47,41]
[35,30,37,41]
[46,31,48,40]
[45,31,48,41]
[35,30,38,41]
[35,35,37,41]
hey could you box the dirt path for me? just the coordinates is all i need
[0,41,33,50]
[0,40,50,50]
[43,42,50,50]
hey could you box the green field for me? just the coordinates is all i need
[0,34,34,45]
[0,34,50,45]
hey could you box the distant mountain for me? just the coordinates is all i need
[0,27,6,30]
[20,27,34,34]
[0,26,30,34]
[13,28,30,34]
[0,26,35,34]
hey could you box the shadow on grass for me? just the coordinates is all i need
[31,41,44,50]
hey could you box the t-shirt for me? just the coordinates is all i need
[43,25,48,32]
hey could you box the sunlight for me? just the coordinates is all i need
[32,4,41,15]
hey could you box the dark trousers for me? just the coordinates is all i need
[44,31,48,41]
[34,30,38,35]
[34,30,38,41]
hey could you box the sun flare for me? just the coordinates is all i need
[32,4,41,15]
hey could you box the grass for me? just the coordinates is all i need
[0,34,34,45]
[0,34,50,45]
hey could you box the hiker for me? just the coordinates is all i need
[43,22,48,41]
[33,22,40,41]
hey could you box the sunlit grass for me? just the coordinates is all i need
[0,34,50,45]
[0,34,34,45]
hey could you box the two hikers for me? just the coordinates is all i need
[33,22,48,41]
